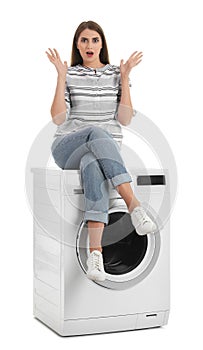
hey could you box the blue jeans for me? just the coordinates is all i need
[51,126,132,224]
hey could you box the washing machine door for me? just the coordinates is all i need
[76,206,161,290]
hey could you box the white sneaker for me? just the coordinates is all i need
[130,206,157,235]
[86,250,106,282]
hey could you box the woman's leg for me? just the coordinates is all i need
[51,126,132,188]
[51,126,147,229]
[79,150,107,282]
[51,126,135,216]
[80,152,109,252]
[116,182,140,213]
[80,151,109,225]
[87,221,104,253]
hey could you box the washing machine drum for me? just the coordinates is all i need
[102,212,147,275]
[76,209,161,290]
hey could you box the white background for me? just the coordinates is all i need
[1,0,203,348]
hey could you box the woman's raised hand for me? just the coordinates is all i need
[120,51,143,79]
[45,48,68,79]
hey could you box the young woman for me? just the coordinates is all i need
[46,21,156,282]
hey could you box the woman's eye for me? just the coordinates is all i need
[80,37,99,43]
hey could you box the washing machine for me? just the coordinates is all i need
[32,166,170,336]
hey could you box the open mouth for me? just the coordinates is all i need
[86,51,94,57]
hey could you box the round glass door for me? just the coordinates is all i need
[102,211,148,275]
[76,209,160,290]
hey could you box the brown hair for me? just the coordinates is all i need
[70,21,110,66]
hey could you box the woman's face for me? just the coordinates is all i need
[77,29,103,67]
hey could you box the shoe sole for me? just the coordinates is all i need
[137,224,157,235]
[87,274,106,282]
[137,227,157,235]
[137,230,155,236]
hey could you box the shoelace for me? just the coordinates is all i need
[135,208,149,225]
[91,252,102,271]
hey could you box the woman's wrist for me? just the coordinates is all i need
[121,74,130,84]
[57,74,66,83]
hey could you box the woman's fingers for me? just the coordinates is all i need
[133,51,143,60]
[45,51,55,62]
[129,51,143,60]
[129,51,143,66]
[45,48,68,77]
[53,48,60,59]
[134,58,142,66]
[46,48,61,60]
[48,48,55,57]
[129,51,138,58]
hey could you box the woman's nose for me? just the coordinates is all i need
[86,41,92,49]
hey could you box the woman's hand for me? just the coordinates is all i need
[45,48,68,79]
[120,51,143,79]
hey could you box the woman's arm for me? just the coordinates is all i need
[50,76,67,125]
[45,48,68,125]
[117,51,143,126]
[117,76,134,126]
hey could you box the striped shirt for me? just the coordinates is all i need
[54,64,131,145]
